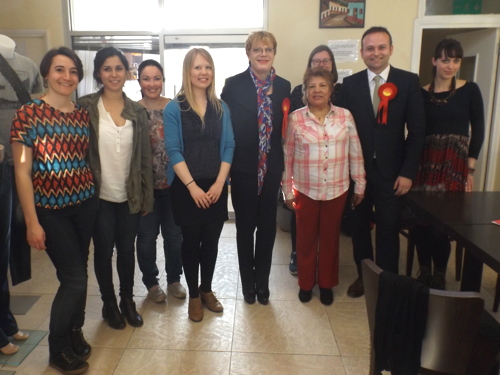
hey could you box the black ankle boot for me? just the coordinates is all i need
[69,327,91,360]
[120,298,143,327]
[49,348,89,374]
[102,300,126,330]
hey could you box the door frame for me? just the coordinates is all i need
[411,12,500,191]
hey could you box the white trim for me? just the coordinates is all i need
[0,29,49,50]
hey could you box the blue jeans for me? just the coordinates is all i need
[0,162,18,348]
[136,188,182,289]
[93,200,139,301]
[37,196,97,352]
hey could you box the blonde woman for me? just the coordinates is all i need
[164,48,234,322]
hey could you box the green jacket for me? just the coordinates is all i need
[78,90,154,214]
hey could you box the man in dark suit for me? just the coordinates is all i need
[337,26,425,297]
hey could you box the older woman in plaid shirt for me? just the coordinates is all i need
[282,68,366,305]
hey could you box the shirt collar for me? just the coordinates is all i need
[367,65,391,83]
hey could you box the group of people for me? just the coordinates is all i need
[0,24,484,375]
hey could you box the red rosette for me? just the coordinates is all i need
[281,97,290,138]
[377,83,398,125]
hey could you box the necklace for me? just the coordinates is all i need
[428,76,456,106]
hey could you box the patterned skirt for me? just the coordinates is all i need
[413,133,469,192]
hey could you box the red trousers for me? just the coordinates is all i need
[295,190,348,291]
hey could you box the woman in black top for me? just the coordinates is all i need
[221,31,290,305]
[413,38,485,289]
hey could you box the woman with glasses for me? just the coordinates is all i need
[221,31,290,306]
[287,45,342,275]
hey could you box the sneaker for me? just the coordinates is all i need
[148,285,167,303]
[289,251,298,275]
[167,282,187,299]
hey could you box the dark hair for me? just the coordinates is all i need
[302,68,335,104]
[361,26,393,49]
[138,59,164,81]
[39,47,84,82]
[432,38,463,77]
[93,46,129,85]
[306,45,338,83]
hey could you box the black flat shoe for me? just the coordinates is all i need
[102,301,126,330]
[243,289,256,305]
[319,288,334,306]
[69,327,91,360]
[256,288,269,305]
[120,298,144,327]
[298,289,312,303]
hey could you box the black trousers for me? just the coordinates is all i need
[231,171,281,292]
[180,220,224,298]
[350,160,401,276]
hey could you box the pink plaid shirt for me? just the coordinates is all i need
[282,104,366,201]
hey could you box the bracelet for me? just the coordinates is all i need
[468,168,475,175]
[185,180,194,187]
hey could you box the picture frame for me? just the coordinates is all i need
[319,0,366,28]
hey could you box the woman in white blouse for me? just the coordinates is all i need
[78,47,153,330]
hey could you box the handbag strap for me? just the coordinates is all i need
[0,53,32,104]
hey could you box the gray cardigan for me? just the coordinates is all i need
[78,90,154,214]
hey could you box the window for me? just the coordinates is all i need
[68,0,266,99]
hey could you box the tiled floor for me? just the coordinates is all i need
[3,220,500,374]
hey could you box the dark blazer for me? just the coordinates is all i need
[221,70,291,175]
[337,66,425,181]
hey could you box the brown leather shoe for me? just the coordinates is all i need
[347,277,364,298]
[188,297,203,322]
[199,288,224,313]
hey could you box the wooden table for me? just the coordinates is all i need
[405,191,500,291]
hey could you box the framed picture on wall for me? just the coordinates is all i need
[319,0,366,28]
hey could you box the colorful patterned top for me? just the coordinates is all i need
[145,108,169,189]
[10,99,95,209]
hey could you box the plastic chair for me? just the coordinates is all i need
[362,259,500,375]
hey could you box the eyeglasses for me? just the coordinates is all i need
[252,47,275,54]
[311,58,332,65]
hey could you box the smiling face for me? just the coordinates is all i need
[361,31,393,74]
[44,54,79,98]
[433,51,461,81]
[99,55,127,93]
[139,65,163,100]
[247,40,275,79]
[189,53,213,92]
[305,76,332,109]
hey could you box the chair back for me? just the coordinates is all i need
[362,259,484,375]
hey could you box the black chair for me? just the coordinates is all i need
[362,259,500,375]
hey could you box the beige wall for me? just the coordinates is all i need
[269,0,420,87]
[0,0,65,48]
[1,0,420,87]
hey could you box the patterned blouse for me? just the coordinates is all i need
[146,108,169,189]
[10,99,95,209]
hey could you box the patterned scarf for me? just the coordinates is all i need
[249,66,276,195]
